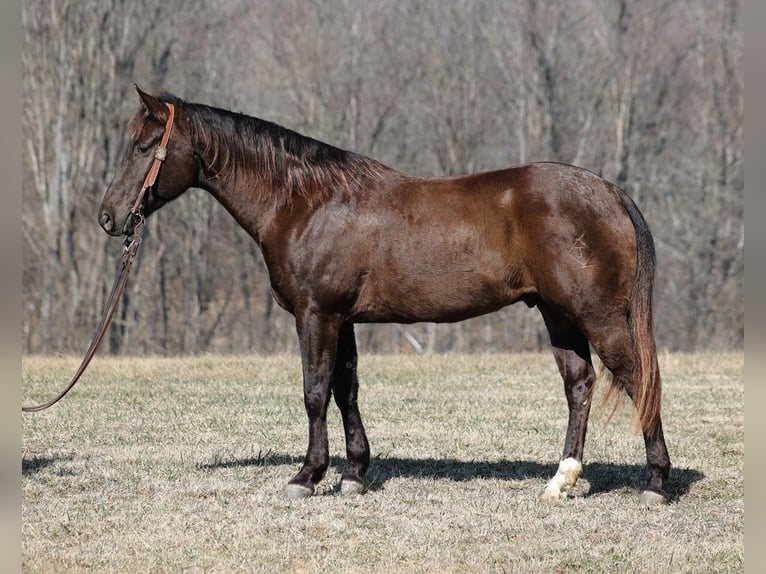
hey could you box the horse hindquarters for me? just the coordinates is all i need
[521,167,670,503]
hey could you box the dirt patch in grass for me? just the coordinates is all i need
[23,353,743,572]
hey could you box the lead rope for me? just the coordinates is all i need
[22,102,175,413]
[22,222,144,412]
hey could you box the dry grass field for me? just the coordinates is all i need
[22,352,743,573]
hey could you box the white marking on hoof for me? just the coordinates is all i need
[284,483,314,499]
[340,479,367,495]
[541,457,583,500]
[641,490,669,507]
[540,487,567,501]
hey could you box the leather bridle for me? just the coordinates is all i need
[22,102,176,413]
[130,102,176,219]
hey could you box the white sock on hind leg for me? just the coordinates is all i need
[541,457,582,500]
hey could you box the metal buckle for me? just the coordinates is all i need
[123,211,145,251]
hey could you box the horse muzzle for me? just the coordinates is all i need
[99,207,138,237]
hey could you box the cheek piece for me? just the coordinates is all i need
[129,102,176,221]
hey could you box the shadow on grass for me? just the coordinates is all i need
[362,457,702,500]
[199,451,703,501]
[22,453,74,475]
[581,462,704,500]
[196,452,303,471]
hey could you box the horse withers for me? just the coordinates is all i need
[99,86,671,505]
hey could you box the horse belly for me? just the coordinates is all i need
[351,256,526,324]
[347,185,533,323]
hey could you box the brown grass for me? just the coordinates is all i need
[22,352,743,573]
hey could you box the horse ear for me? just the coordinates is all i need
[134,84,167,121]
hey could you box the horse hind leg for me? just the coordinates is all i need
[332,324,371,495]
[538,303,596,500]
[588,319,671,505]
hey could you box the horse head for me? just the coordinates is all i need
[99,85,197,236]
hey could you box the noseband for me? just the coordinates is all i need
[22,102,175,413]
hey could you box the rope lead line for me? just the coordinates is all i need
[22,231,143,412]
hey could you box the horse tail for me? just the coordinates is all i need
[617,189,662,435]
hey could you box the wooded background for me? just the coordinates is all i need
[22,0,743,356]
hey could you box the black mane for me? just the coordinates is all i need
[157,92,387,205]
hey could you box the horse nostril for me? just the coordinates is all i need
[99,210,114,232]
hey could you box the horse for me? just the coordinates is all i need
[99,85,671,505]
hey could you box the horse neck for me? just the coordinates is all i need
[194,162,285,247]
[187,116,295,242]
[188,107,388,243]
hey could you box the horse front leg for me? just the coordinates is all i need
[333,323,370,495]
[284,308,341,499]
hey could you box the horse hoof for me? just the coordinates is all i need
[284,483,314,499]
[539,487,566,501]
[641,489,669,507]
[340,479,366,495]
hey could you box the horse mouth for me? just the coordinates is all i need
[120,212,142,236]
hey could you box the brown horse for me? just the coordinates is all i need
[99,86,671,504]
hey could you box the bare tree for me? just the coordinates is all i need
[23,0,156,352]
[22,0,743,355]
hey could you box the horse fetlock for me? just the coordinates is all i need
[541,457,583,501]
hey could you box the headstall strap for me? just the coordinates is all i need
[130,102,176,217]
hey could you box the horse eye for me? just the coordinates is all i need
[134,143,150,156]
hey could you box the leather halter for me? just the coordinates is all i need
[22,102,176,413]
[130,102,176,219]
